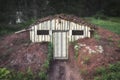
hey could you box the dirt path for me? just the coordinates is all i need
[48,60,82,80]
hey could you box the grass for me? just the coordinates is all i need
[94,62,120,80]
[74,41,79,60]
[93,32,101,41]
[85,17,120,34]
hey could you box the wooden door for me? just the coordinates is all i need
[53,31,68,59]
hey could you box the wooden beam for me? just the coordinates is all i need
[15,28,32,34]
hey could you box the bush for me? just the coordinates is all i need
[0,68,10,79]
[82,56,90,64]
[74,41,79,59]
[18,18,36,28]
[94,62,120,80]
[93,11,108,20]
[0,19,35,36]
[94,32,101,41]
[39,71,47,80]
[0,43,53,80]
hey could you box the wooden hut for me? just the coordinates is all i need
[28,14,96,59]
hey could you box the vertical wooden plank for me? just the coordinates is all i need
[86,26,88,38]
[43,21,46,41]
[31,27,33,42]
[84,25,86,38]
[30,29,32,41]
[47,21,50,41]
[50,20,52,42]
[52,19,54,30]
[55,19,57,30]
[54,32,57,58]
[43,22,45,41]
[65,21,70,30]
[58,32,61,57]
[34,25,36,42]
[62,32,66,57]
[41,23,43,41]
[60,20,62,30]
[88,27,91,38]
[82,25,84,38]
[63,19,64,30]
[71,22,73,41]
[66,32,68,58]
[40,23,41,42]
[74,22,76,41]
[77,24,79,40]
[36,25,38,42]
[45,21,47,41]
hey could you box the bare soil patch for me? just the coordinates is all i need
[0,27,120,80]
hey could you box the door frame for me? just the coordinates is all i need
[52,30,69,59]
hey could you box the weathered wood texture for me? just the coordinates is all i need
[30,19,91,42]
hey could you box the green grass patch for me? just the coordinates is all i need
[85,17,120,34]
[94,62,120,80]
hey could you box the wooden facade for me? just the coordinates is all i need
[30,19,95,42]
[29,14,96,59]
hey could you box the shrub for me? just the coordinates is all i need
[93,11,108,20]
[38,71,47,80]
[0,68,10,79]
[40,42,53,80]
[80,68,88,75]
[94,62,120,80]
[94,32,101,41]
[117,40,120,48]
[0,42,53,80]
[74,42,79,59]
[82,56,90,64]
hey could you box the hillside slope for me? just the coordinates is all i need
[0,27,120,80]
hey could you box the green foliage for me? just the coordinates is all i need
[48,42,53,61]
[82,56,90,64]
[85,17,120,34]
[95,66,106,75]
[94,32,101,41]
[74,41,79,60]
[43,42,53,70]
[10,71,25,80]
[18,19,36,28]
[38,71,47,80]
[39,42,53,80]
[0,68,37,80]
[0,68,10,79]
[0,43,53,80]
[93,11,108,20]
[0,19,35,36]
[117,40,120,48]
[94,62,120,80]
[26,67,35,80]
[42,60,50,70]
[79,69,88,75]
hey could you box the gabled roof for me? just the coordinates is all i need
[30,14,96,29]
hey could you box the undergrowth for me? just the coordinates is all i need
[85,17,120,34]
[38,42,53,80]
[73,41,79,60]
[0,19,35,36]
[93,32,101,41]
[0,42,53,80]
[94,61,120,80]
